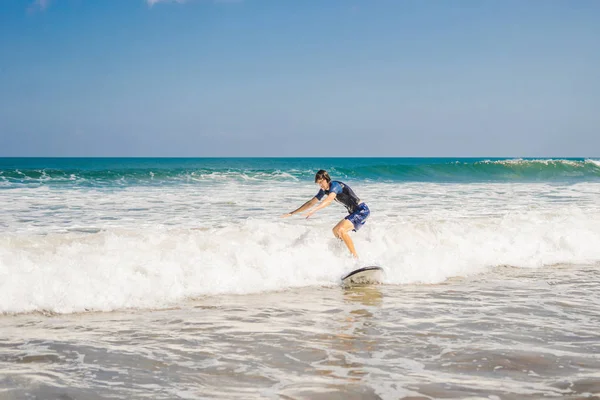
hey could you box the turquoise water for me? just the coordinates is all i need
[1,157,600,187]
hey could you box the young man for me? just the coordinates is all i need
[281,169,370,258]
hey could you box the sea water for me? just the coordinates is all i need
[1,157,599,398]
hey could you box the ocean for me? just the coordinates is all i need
[1,157,600,399]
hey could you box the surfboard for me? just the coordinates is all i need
[341,266,384,286]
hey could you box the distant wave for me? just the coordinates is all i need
[0,168,303,187]
[329,159,600,182]
[1,159,599,187]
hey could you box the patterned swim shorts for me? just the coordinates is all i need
[345,203,370,231]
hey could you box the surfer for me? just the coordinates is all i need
[282,170,370,258]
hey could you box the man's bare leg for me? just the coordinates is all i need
[332,219,358,258]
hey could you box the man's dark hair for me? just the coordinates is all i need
[315,169,331,183]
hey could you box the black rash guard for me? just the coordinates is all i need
[315,181,363,214]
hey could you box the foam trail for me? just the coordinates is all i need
[2,207,600,314]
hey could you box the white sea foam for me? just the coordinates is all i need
[586,158,600,168]
[1,181,600,314]
[479,158,573,165]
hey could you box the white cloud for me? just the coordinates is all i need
[28,0,51,12]
[146,0,242,6]
[146,0,188,6]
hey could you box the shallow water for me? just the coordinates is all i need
[2,263,599,399]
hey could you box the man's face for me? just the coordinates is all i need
[316,178,330,191]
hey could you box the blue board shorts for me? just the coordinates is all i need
[346,203,370,231]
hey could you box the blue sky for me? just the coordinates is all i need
[1,0,599,157]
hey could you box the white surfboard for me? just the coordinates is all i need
[341,266,384,286]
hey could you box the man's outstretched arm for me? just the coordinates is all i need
[305,193,336,219]
[281,197,319,218]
